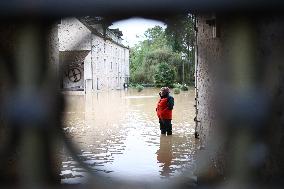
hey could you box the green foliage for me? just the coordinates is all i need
[173,88,181,94]
[144,26,169,49]
[173,83,182,89]
[129,15,195,86]
[172,83,188,91]
[128,83,137,88]
[136,84,144,92]
[165,14,195,85]
[181,84,189,91]
[154,63,176,87]
[165,14,195,61]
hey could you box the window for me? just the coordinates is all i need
[96,57,99,70]
[104,59,106,70]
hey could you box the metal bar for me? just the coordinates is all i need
[0,0,283,18]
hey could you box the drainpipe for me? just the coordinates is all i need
[194,14,200,139]
[91,34,94,91]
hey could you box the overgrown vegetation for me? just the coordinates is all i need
[174,88,181,94]
[172,83,189,95]
[181,84,189,91]
[154,63,176,87]
[136,84,144,92]
[130,14,195,87]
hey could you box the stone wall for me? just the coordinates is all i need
[58,18,130,91]
[195,14,221,148]
[59,18,91,51]
[48,24,59,76]
[60,51,89,90]
[195,13,284,182]
[91,35,130,90]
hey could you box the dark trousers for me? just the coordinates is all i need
[159,119,172,135]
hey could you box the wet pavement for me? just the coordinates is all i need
[61,88,198,185]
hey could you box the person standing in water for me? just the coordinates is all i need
[156,87,174,135]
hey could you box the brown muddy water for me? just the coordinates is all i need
[61,88,198,185]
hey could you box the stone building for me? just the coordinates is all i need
[58,17,130,91]
[195,14,284,181]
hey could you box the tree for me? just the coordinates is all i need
[165,14,195,61]
[129,16,195,86]
[144,26,168,48]
[154,63,176,87]
[165,14,196,84]
[130,26,171,84]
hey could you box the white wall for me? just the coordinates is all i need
[62,62,84,90]
[84,52,92,93]
[91,33,129,91]
[59,17,129,91]
[59,18,91,51]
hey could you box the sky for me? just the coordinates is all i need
[109,17,166,47]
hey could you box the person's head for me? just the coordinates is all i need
[160,87,170,97]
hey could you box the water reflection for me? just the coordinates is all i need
[61,88,197,184]
[157,135,173,178]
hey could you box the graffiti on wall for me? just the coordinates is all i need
[63,62,84,90]
[65,67,82,82]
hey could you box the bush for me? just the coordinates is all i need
[142,83,155,87]
[173,83,189,91]
[129,83,137,88]
[173,83,182,89]
[136,85,144,92]
[181,84,189,91]
[173,88,181,94]
[154,63,176,87]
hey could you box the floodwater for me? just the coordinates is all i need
[61,88,198,185]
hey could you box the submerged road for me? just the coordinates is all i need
[61,88,198,185]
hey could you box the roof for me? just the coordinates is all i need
[79,17,128,49]
[109,29,123,38]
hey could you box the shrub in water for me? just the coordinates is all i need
[136,85,144,92]
[181,84,189,91]
[129,83,136,88]
[174,88,181,94]
[173,83,182,89]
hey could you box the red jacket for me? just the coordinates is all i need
[156,97,173,120]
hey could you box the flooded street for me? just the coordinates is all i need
[61,88,198,184]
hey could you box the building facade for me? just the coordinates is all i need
[58,17,130,91]
[195,14,284,180]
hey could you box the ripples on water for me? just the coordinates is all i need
[61,88,198,184]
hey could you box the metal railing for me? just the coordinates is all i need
[0,1,284,189]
